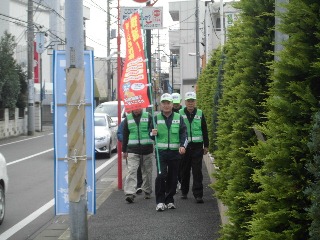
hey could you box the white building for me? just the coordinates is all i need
[0,0,112,125]
[168,0,239,96]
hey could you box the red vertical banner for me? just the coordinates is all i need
[120,13,150,112]
[34,41,39,83]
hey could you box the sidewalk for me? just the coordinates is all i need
[32,155,222,240]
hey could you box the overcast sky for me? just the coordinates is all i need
[84,0,173,59]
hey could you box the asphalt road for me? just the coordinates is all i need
[0,127,116,240]
[0,127,222,239]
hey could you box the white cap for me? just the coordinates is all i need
[185,92,196,100]
[171,93,181,103]
[160,93,173,102]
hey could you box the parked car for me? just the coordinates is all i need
[0,153,8,225]
[94,101,125,125]
[94,113,118,158]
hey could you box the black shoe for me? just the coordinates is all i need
[136,188,143,194]
[144,193,151,199]
[125,195,135,203]
[181,194,187,199]
[195,197,204,203]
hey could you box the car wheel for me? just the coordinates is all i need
[114,144,118,153]
[106,142,111,158]
[112,141,118,153]
[0,184,5,225]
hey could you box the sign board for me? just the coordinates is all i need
[53,50,95,215]
[35,32,46,54]
[120,7,163,29]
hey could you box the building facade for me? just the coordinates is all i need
[168,0,239,97]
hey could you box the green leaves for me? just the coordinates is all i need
[0,31,26,109]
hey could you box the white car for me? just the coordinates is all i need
[0,153,8,225]
[94,101,125,126]
[94,113,118,158]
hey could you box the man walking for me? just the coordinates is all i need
[118,118,143,194]
[171,92,183,191]
[171,92,182,113]
[151,93,187,211]
[179,92,209,203]
[122,108,154,203]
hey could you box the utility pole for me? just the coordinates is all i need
[195,0,200,80]
[220,0,225,47]
[27,0,35,135]
[275,0,288,62]
[65,1,88,239]
[107,0,111,101]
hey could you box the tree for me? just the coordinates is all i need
[248,1,320,239]
[0,31,24,109]
[197,49,224,153]
[210,0,274,239]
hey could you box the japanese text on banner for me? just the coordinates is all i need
[120,13,150,112]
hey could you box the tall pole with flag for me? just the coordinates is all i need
[119,12,161,173]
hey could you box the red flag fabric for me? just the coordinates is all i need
[34,41,39,84]
[120,13,150,112]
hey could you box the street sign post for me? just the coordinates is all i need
[120,7,163,29]
[53,50,95,215]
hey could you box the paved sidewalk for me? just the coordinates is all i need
[31,154,221,240]
[87,158,221,240]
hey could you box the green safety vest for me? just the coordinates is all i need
[127,112,153,145]
[179,109,203,143]
[157,112,180,150]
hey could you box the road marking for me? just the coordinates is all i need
[0,133,53,147]
[0,155,117,239]
[6,149,54,166]
[95,154,117,174]
[0,200,54,240]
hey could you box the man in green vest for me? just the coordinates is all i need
[171,92,182,113]
[122,108,154,203]
[171,92,183,191]
[151,93,187,211]
[179,92,209,203]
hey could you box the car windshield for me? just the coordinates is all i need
[95,103,124,118]
[95,116,108,127]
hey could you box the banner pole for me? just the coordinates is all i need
[141,15,161,175]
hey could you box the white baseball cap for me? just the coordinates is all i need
[160,93,173,102]
[185,92,196,100]
[171,93,181,104]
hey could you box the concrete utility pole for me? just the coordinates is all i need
[27,0,35,135]
[107,0,111,101]
[195,0,200,80]
[65,1,88,239]
[275,0,289,61]
[220,0,225,47]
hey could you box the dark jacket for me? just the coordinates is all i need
[122,112,154,155]
[173,105,183,113]
[153,111,188,159]
[181,107,209,149]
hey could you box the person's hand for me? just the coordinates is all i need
[179,147,185,155]
[203,147,208,155]
[152,129,158,136]
[123,152,128,159]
